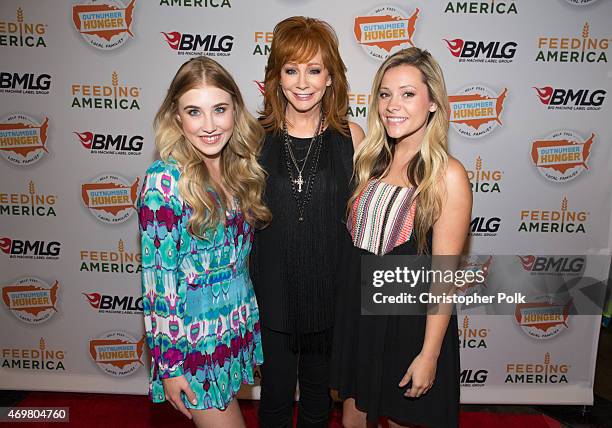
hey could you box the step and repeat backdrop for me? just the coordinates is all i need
[1,0,611,405]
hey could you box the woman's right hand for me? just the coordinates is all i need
[162,375,198,419]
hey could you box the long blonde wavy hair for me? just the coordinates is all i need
[350,48,450,253]
[154,57,271,238]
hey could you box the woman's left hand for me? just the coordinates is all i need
[399,353,438,398]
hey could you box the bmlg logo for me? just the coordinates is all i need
[83,292,143,314]
[518,255,585,276]
[161,31,233,56]
[0,237,61,260]
[469,217,500,237]
[74,131,143,155]
[460,369,488,387]
[0,72,51,95]
[533,86,606,111]
[444,38,517,62]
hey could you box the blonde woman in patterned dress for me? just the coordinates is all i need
[330,48,472,427]
[138,57,271,427]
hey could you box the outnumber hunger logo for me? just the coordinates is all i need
[0,114,49,166]
[89,331,145,377]
[81,174,139,224]
[565,0,600,4]
[448,86,507,138]
[0,7,47,48]
[2,277,59,324]
[514,297,571,339]
[72,0,135,50]
[444,38,517,63]
[354,5,419,61]
[74,130,143,155]
[530,130,595,183]
[533,86,606,111]
[161,31,234,56]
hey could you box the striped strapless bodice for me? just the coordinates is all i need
[348,179,416,256]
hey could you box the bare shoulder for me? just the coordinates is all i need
[443,156,470,190]
[432,156,472,254]
[348,121,365,150]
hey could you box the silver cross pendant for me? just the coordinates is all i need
[293,173,304,192]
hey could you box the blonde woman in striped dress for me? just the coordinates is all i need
[330,47,472,428]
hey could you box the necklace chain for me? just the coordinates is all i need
[282,110,324,221]
[282,111,322,192]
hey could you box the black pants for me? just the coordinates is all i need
[258,326,332,428]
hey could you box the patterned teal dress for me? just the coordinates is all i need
[138,159,263,410]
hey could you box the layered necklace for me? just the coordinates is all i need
[282,109,324,222]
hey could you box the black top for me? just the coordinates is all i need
[251,127,354,353]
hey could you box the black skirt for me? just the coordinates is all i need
[330,236,461,428]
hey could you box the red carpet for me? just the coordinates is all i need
[1,392,562,427]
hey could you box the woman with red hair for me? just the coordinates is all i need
[251,16,364,427]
